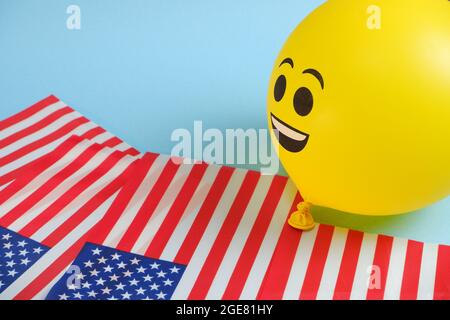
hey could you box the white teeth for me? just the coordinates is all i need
[271,115,307,141]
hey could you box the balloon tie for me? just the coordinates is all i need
[288,201,315,231]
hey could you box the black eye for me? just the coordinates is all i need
[274,75,286,102]
[293,87,313,116]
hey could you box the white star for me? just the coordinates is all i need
[163,279,174,286]
[33,247,43,254]
[156,291,167,300]
[91,248,102,255]
[156,270,167,278]
[68,283,79,290]
[121,292,132,300]
[111,253,121,260]
[3,242,12,249]
[87,290,97,298]
[150,262,160,269]
[75,273,85,280]
[19,249,29,256]
[5,251,15,258]
[136,266,147,273]
[107,296,118,300]
[115,283,126,291]
[90,269,100,277]
[0,281,4,288]
[73,292,83,299]
[129,278,139,286]
[2,233,12,240]
[59,293,69,300]
[7,269,18,277]
[83,260,94,268]
[170,266,180,274]
[17,240,27,247]
[82,282,92,289]
[130,257,140,265]
[122,270,133,277]
[135,287,146,295]
[117,261,127,269]
[20,258,31,266]
[6,260,16,268]
[143,274,153,282]
[109,274,119,282]
[142,296,153,300]
[95,278,106,286]
[149,283,159,291]
[101,287,112,295]
[103,265,113,273]
[97,256,107,264]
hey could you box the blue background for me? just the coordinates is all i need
[0,0,448,244]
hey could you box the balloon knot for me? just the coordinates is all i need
[288,201,315,231]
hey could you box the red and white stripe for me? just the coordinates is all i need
[0,95,139,186]
[257,222,449,300]
[7,153,446,300]
[0,136,141,300]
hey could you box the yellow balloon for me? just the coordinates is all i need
[267,0,450,228]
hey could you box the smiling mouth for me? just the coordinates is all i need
[271,113,310,153]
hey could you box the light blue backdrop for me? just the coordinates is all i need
[0,0,448,244]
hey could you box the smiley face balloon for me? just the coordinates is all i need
[267,0,450,229]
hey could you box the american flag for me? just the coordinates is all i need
[3,151,445,300]
[0,97,449,300]
[68,154,448,300]
[0,135,141,299]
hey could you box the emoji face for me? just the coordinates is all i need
[270,57,324,153]
[267,0,450,215]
